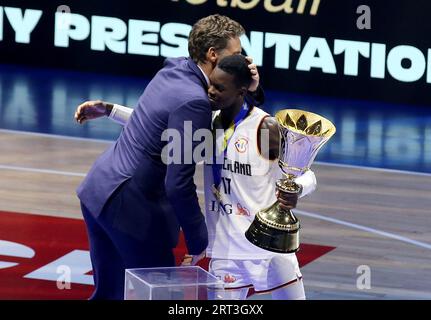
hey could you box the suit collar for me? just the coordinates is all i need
[197,65,210,86]
[187,58,209,89]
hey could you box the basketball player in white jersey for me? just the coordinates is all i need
[74,55,316,300]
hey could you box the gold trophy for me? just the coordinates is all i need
[245,109,336,253]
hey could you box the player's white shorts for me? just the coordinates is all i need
[208,254,302,293]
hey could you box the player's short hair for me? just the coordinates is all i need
[217,55,252,89]
[188,14,245,64]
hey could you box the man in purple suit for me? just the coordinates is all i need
[76,14,263,299]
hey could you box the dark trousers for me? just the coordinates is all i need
[81,186,175,300]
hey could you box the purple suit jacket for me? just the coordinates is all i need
[77,57,211,254]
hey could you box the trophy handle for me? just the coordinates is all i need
[275,178,301,221]
[244,175,301,253]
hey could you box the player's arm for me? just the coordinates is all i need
[75,100,133,125]
[258,116,279,160]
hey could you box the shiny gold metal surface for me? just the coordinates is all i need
[245,109,336,253]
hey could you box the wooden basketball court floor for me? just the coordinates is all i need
[1,129,430,300]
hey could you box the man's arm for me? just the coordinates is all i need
[109,104,134,125]
[164,99,211,255]
[245,56,265,107]
[75,100,133,125]
[246,86,265,107]
[75,57,262,124]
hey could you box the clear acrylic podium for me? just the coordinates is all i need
[124,266,224,300]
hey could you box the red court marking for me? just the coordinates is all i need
[174,232,335,270]
[0,211,91,300]
[0,211,335,299]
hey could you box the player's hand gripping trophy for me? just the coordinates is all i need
[245,109,336,253]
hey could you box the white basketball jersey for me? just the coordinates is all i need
[204,107,296,260]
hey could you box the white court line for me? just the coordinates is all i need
[0,129,113,144]
[1,162,430,250]
[1,128,431,177]
[0,164,86,177]
[295,209,431,250]
[317,161,431,177]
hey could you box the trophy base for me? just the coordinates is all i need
[245,216,300,253]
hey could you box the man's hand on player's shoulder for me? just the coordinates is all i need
[75,100,113,124]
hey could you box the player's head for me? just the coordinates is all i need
[188,14,244,66]
[208,55,252,110]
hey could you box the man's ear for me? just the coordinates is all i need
[205,47,218,65]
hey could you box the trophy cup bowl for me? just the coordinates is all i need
[245,109,336,253]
